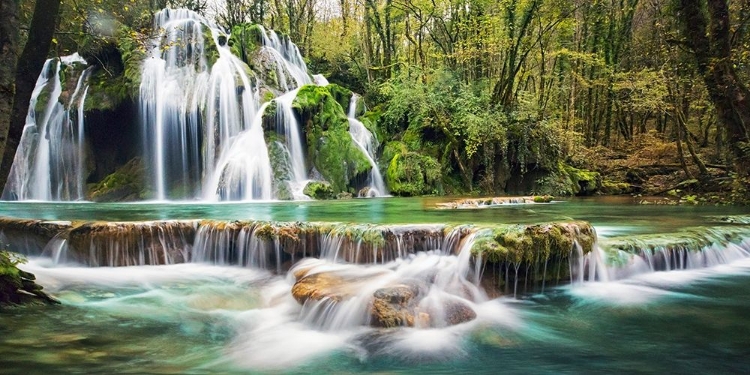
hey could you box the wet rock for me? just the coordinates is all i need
[440,299,477,326]
[303,181,335,200]
[370,283,422,328]
[292,272,350,304]
[1,251,59,307]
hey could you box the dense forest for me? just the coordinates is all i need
[0,0,748,202]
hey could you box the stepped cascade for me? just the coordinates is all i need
[1,9,380,202]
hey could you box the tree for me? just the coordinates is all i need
[0,0,19,181]
[678,0,750,177]
[0,0,63,189]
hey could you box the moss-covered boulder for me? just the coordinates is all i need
[228,24,264,65]
[303,181,335,200]
[511,163,601,197]
[292,85,372,192]
[266,138,294,200]
[385,149,442,197]
[325,84,353,113]
[564,165,601,196]
[1,251,59,307]
[87,158,149,202]
[471,221,596,289]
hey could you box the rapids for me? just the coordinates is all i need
[1,197,750,372]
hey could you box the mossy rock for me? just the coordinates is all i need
[385,151,442,196]
[470,221,596,288]
[325,84,353,112]
[563,165,601,196]
[292,85,371,192]
[228,23,264,67]
[266,139,294,200]
[203,27,222,68]
[601,180,633,195]
[87,158,149,202]
[1,251,59,307]
[303,181,335,200]
[523,163,601,197]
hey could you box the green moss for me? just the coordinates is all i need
[563,164,601,195]
[1,251,58,307]
[228,23,264,66]
[262,90,275,103]
[84,68,130,112]
[533,195,554,203]
[88,158,150,202]
[292,85,371,192]
[203,27,221,68]
[303,181,335,200]
[326,84,353,111]
[385,151,442,196]
[472,222,594,263]
[601,180,633,195]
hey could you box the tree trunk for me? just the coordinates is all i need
[0,0,19,185]
[0,0,62,190]
[678,0,750,177]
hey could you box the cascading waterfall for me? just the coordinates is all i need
[347,94,387,197]
[2,55,91,201]
[3,8,384,202]
[257,26,312,90]
[139,9,273,200]
[273,89,310,197]
[574,226,750,283]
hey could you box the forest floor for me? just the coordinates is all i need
[574,132,743,205]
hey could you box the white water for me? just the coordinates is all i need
[347,95,387,197]
[257,26,312,90]
[3,55,90,201]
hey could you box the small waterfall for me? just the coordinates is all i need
[574,227,750,282]
[274,89,309,197]
[3,55,91,201]
[204,102,273,201]
[347,95,387,197]
[292,227,483,330]
[257,26,312,90]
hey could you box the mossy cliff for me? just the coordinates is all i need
[292,85,372,193]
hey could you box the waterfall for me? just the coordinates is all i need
[573,226,750,282]
[3,7,382,202]
[347,95,387,197]
[139,9,269,200]
[274,89,309,194]
[257,26,312,90]
[2,55,91,201]
[140,11,316,201]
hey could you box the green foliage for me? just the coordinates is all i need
[1,250,57,307]
[303,181,335,200]
[385,151,442,196]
